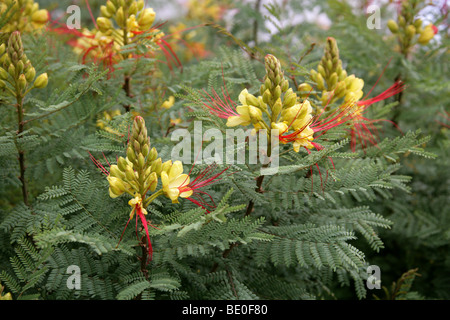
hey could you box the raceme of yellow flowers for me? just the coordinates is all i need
[205,54,317,153]
[298,37,364,111]
[386,0,438,54]
[0,31,48,96]
[0,0,49,33]
[74,0,162,65]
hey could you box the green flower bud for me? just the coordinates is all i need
[18,74,27,91]
[387,19,399,33]
[0,67,8,80]
[97,17,113,32]
[100,5,112,18]
[34,73,48,88]
[106,1,117,15]
[117,156,128,172]
[127,146,136,162]
[25,67,35,82]
[151,158,162,176]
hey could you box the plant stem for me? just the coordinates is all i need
[15,93,29,207]
[122,18,132,113]
[210,173,266,273]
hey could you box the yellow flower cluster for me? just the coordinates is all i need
[387,0,438,53]
[223,54,315,152]
[74,0,163,65]
[298,37,365,109]
[0,0,49,33]
[106,116,193,216]
[0,32,48,95]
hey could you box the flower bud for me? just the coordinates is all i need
[106,1,117,14]
[262,89,271,104]
[161,160,172,174]
[245,92,259,107]
[406,25,416,38]
[117,156,128,172]
[0,67,8,80]
[127,146,137,162]
[387,20,399,33]
[283,89,297,109]
[249,106,262,123]
[298,83,312,93]
[125,166,135,181]
[142,143,149,158]
[18,74,27,91]
[31,9,49,24]
[0,80,5,88]
[34,73,48,88]
[316,73,325,91]
[116,7,125,28]
[414,19,422,29]
[25,67,35,82]
[146,172,158,192]
[110,164,125,178]
[280,79,289,92]
[8,64,15,78]
[100,5,112,18]
[271,98,282,120]
[138,153,145,168]
[97,17,113,33]
[151,158,162,176]
[418,24,437,45]
[273,85,281,101]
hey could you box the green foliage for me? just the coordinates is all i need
[0,0,447,301]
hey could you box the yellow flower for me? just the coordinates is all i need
[161,96,175,109]
[170,118,182,125]
[292,127,315,152]
[226,89,263,127]
[161,161,193,203]
[418,24,437,45]
[280,100,313,131]
[128,194,147,217]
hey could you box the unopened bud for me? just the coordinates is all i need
[31,9,49,24]
[116,7,125,28]
[127,146,136,162]
[34,73,48,88]
[387,20,399,33]
[18,74,27,91]
[97,17,113,32]
[100,5,112,18]
[245,93,259,107]
[138,153,145,168]
[151,158,162,175]
[406,25,416,38]
[106,1,117,14]
[0,67,8,80]
[25,67,35,82]
[298,83,312,93]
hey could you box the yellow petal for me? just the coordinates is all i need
[169,161,184,179]
[226,116,246,127]
[180,188,193,198]
[169,174,190,189]
[238,89,249,105]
